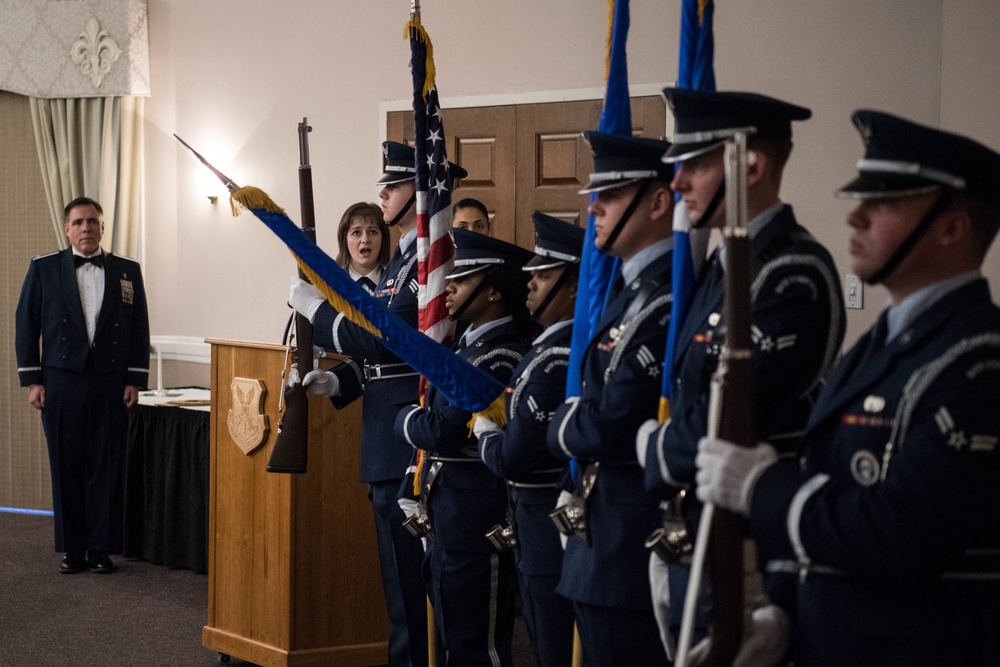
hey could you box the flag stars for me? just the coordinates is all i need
[432,179,449,194]
[428,129,443,144]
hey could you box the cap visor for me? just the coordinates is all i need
[578,177,644,195]
[376,173,415,186]
[662,140,725,164]
[445,264,490,281]
[836,173,941,199]
[523,255,567,271]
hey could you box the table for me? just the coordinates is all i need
[123,388,210,573]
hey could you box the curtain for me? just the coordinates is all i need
[29,96,144,259]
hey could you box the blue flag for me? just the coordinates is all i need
[659,0,715,422]
[566,0,632,398]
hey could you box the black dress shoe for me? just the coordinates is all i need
[60,552,87,574]
[87,551,116,574]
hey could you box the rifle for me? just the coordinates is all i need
[267,118,317,474]
[675,131,755,666]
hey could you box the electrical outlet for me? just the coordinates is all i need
[845,274,863,309]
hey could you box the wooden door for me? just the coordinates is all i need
[388,95,666,249]
[388,105,517,242]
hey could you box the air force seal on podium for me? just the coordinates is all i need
[227,377,269,454]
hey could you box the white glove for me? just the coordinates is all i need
[688,604,790,667]
[289,276,325,322]
[473,416,502,439]
[649,552,676,660]
[397,497,419,520]
[302,369,341,397]
[695,437,777,515]
[287,363,302,387]
[555,490,572,551]
[636,418,663,468]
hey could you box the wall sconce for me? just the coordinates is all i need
[208,195,218,205]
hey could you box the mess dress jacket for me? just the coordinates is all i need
[749,279,1000,667]
[16,248,150,388]
[643,205,845,492]
[546,255,673,609]
[313,243,419,483]
[479,321,572,577]
[395,320,527,553]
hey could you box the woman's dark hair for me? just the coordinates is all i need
[453,197,489,220]
[335,202,391,270]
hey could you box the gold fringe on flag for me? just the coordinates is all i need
[698,0,710,25]
[228,185,287,218]
[403,18,436,101]
[228,184,381,339]
[466,393,509,436]
[413,451,424,496]
[658,396,672,424]
[294,260,383,339]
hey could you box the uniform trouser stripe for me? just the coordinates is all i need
[488,553,501,667]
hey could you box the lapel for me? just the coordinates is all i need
[589,255,670,355]
[673,249,722,372]
[60,248,88,339]
[671,206,798,373]
[95,252,118,340]
[807,280,990,429]
[378,246,404,290]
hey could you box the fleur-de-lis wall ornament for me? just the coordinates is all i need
[70,17,122,88]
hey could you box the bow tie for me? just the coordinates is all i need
[74,253,104,268]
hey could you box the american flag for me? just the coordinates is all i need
[409,16,456,347]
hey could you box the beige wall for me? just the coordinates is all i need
[143,0,1000,354]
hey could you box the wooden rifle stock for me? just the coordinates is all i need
[267,118,317,474]
[676,132,755,666]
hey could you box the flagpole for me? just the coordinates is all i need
[407,6,440,665]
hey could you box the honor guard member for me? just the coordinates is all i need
[697,111,1000,666]
[475,212,584,667]
[16,196,150,575]
[395,229,535,667]
[288,140,467,667]
[545,132,675,666]
[634,89,845,658]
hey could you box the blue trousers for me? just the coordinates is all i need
[41,367,126,553]
[427,546,515,667]
[574,601,670,667]
[369,479,429,667]
[518,572,574,667]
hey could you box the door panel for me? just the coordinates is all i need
[388,95,665,250]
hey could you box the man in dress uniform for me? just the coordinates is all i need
[545,132,675,666]
[15,196,150,575]
[634,89,846,657]
[696,111,1000,666]
[476,212,584,667]
[288,141,466,667]
[395,229,535,667]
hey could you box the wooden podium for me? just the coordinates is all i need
[202,340,389,666]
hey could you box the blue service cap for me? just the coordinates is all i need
[579,131,673,194]
[662,88,811,163]
[525,212,585,270]
[837,110,1000,208]
[376,141,468,185]
[446,228,535,280]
